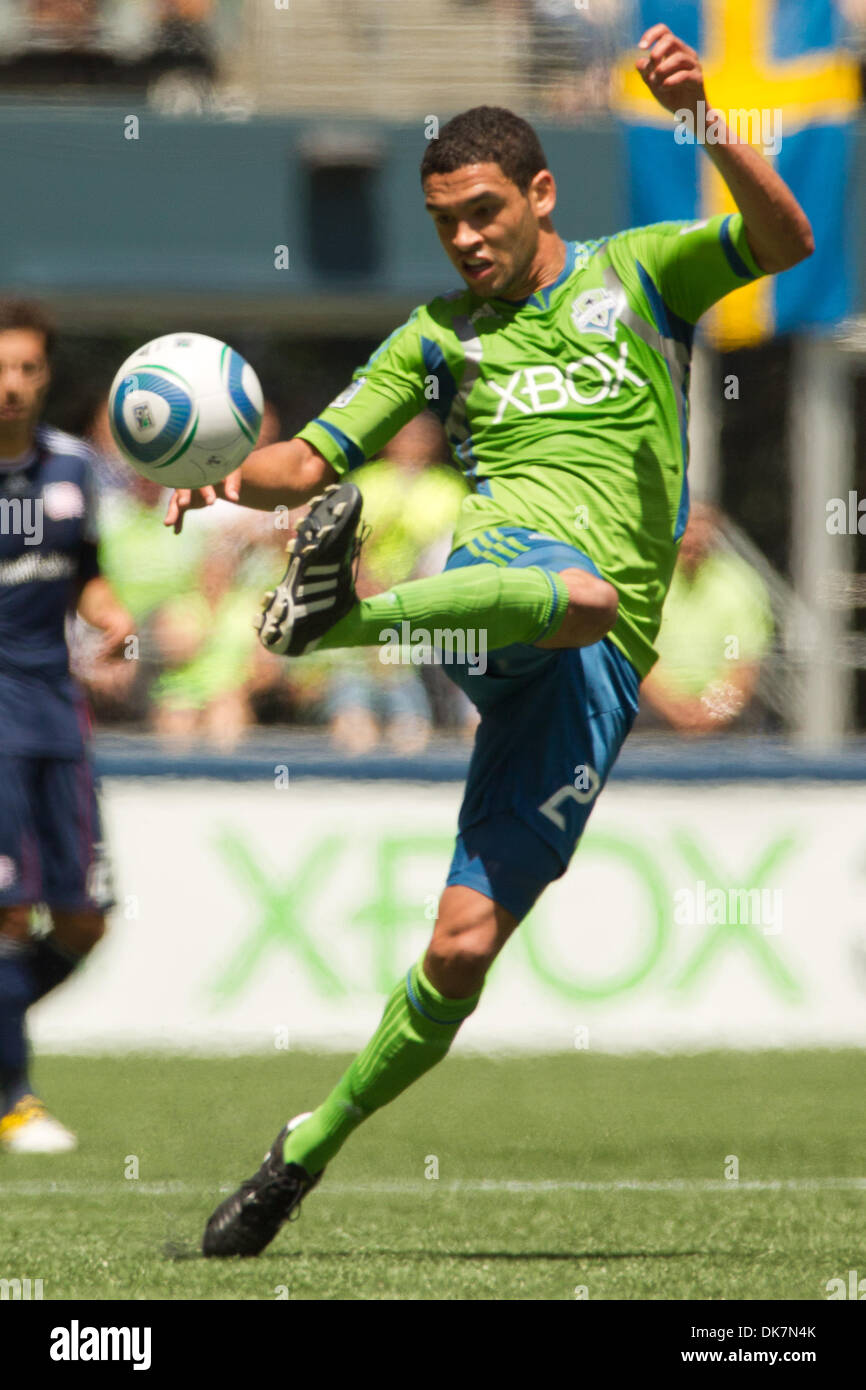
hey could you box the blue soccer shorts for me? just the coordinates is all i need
[0,754,114,913]
[442,526,640,922]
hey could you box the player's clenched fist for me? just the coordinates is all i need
[636,23,707,117]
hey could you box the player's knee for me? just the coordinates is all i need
[556,569,619,647]
[50,910,107,955]
[0,904,33,940]
[594,580,619,636]
[570,571,618,632]
[426,924,495,991]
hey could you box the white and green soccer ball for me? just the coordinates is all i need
[108,332,264,488]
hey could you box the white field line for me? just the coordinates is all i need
[0,1177,865,1198]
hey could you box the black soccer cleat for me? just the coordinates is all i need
[202,1116,323,1259]
[258,482,366,656]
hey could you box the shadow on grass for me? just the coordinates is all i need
[165,1243,714,1263]
[275,1248,715,1262]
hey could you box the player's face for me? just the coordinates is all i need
[0,329,50,436]
[424,162,555,299]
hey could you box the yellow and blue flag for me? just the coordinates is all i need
[614,0,860,345]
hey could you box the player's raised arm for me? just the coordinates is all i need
[164,436,337,534]
[636,23,814,273]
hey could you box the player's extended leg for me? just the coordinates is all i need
[202,885,517,1258]
[258,483,617,658]
[319,560,616,652]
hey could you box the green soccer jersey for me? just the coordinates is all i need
[297,213,765,678]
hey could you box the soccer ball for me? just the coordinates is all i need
[108,332,264,488]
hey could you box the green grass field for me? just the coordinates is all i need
[1,1051,864,1301]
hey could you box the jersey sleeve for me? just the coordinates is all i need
[296,310,429,474]
[627,213,767,325]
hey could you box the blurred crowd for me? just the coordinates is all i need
[0,0,626,116]
[0,0,223,105]
[2,0,863,120]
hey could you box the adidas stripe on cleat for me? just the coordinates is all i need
[258,482,366,657]
[201,1112,322,1259]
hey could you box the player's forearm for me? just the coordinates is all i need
[164,436,339,534]
[699,109,814,273]
[77,576,120,625]
[635,25,813,272]
[237,438,338,511]
[76,576,135,653]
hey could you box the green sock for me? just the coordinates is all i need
[316,563,568,654]
[283,959,482,1174]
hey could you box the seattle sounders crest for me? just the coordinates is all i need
[570,288,619,341]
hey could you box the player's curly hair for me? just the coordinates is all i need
[0,297,56,358]
[420,106,548,193]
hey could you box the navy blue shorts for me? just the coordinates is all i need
[0,754,114,912]
[443,526,640,922]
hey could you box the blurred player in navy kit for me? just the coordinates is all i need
[0,300,133,1152]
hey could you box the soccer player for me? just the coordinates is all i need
[0,300,133,1152]
[166,24,813,1255]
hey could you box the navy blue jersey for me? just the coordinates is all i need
[0,425,100,758]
